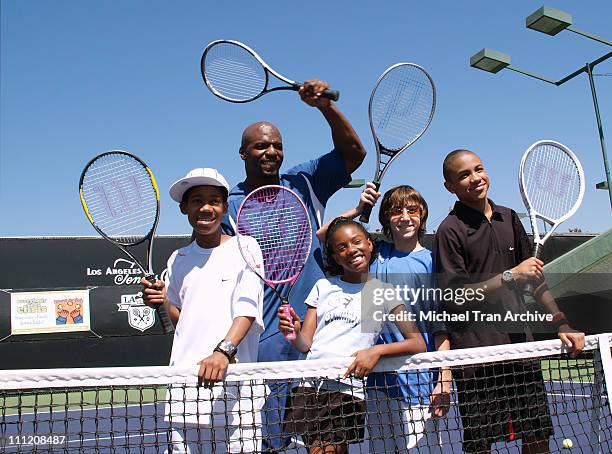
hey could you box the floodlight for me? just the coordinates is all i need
[469,49,511,74]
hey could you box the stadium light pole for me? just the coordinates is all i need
[469,5,612,210]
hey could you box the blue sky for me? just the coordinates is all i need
[1,1,610,237]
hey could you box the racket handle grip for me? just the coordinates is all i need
[144,273,175,335]
[359,205,373,223]
[358,181,380,224]
[322,89,340,102]
[281,304,296,341]
[295,82,339,101]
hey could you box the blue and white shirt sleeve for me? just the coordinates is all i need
[221,207,238,236]
[286,149,351,209]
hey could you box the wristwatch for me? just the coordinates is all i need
[501,270,516,289]
[214,340,237,361]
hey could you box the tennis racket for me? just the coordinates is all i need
[236,185,312,341]
[359,63,436,223]
[201,39,339,103]
[79,150,174,334]
[519,140,585,294]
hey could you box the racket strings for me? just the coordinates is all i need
[204,43,266,101]
[523,144,582,221]
[237,188,311,285]
[81,154,158,244]
[371,64,434,151]
[240,207,310,280]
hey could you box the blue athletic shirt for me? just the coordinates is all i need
[367,242,438,405]
[221,149,351,347]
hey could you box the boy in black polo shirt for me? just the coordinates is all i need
[433,149,584,454]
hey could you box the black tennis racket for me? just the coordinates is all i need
[519,140,585,295]
[236,185,312,341]
[79,150,174,334]
[360,63,436,223]
[201,39,339,103]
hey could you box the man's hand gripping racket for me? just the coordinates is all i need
[236,185,312,341]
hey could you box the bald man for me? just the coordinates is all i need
[221,79,366,451]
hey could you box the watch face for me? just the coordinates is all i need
[219,340,237,356]
[502,270,513,282]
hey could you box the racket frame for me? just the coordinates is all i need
[201,39,339,103]
[235,185,313,340]
[519,139,585,257]
[79,150,173,333]
[360,63,436,223]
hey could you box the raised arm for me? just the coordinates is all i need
[300,79,366,174]
[315,183,381,242]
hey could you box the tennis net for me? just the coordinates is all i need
[1,334,610,453]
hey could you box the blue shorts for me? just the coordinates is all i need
[258,332,301,451]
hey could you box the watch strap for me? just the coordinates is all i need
[552,311,569,330]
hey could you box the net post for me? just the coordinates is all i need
[591,334,612,451]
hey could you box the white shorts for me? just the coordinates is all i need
[366,389,442,453]
[165,424,261,454]
[164,381,265,453]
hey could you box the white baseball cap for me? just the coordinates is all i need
[169,168,230,202]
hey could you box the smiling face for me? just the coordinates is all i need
[379,185,428,247]
[444,151,490,209]
[239,122,284,181]
[329,223,373,283]
[180,185,228,244]
[388,205,422,244]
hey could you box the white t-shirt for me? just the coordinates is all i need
[165,236,264,367]
[306,276,401,361]
[164,236,265,427]
[303,276,403,399]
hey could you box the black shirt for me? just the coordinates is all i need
[433,200,533,349]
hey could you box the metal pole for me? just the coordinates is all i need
[586,62,612,209]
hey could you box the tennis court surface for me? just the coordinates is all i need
[1,334,610,453]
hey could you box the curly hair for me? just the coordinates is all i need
[323,217,374,276]
[378,185,428,241]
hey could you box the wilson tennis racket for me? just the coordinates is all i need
[79,150,174,334]
[360,63,436,223]
[519,140,585,294]
[201,39,339,103]
[236,185,312,341]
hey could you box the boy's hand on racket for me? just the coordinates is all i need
[356,182,381,214]
[344,346,382,379]
[299,80,332,108]
[197,353,229,388]
[277,305,301,337]
[511,257,544,285]
[141,277,166,307]
[558,326,585,358]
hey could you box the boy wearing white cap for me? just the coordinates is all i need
[142,168,265,454]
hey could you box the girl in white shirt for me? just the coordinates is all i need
[278,217,425,454]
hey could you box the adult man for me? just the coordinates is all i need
[433,149,584,454]
[221,79,367,451]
